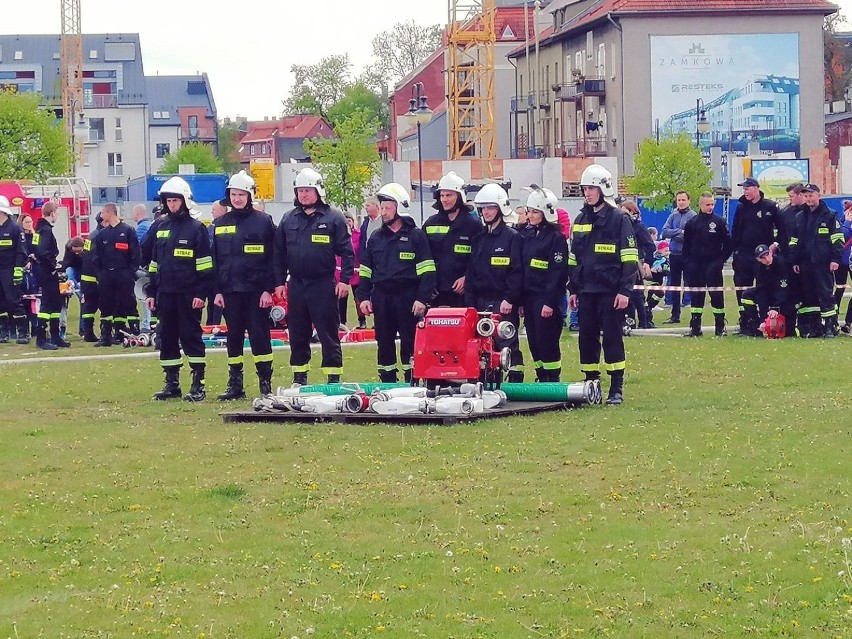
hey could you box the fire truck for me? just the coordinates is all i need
[0,177,92,247]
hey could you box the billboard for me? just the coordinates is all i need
[750,159,810,200]
[651,34,800,156]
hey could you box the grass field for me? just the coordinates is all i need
[0,332,850,639]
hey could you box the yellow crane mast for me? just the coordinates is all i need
[60,0,84,138]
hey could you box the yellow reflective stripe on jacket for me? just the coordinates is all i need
[620,248,639,263]
[83,239,91,251]
[818,227,829,234]
[244,244,265,254]
[567,253,577,266]
[0,239,12,247]
[426,225,450,234]
[453,244,471,254]
[148,261,158,274]
[789,237,798,246]
[215,225,236,235]
[830,232,844,242]
[311,234,330,244]
[359,265,373,278]
[416,259,436,275]
[81,274,97,282]
[156,229,170,238]
[573,223,592,233]
[13,266,23,276]
[174,248,194,258]
[196,256,213,271]
[399,251,415,260]
[490,256,510,266]
[32,234,40,245]
[530,258,549,269]
[594,243,616,254]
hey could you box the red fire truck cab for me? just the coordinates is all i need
[0,177,92,247]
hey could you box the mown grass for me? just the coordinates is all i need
[0,334,850,639]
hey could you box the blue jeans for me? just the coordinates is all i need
[65,267,84,333]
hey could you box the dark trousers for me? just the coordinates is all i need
[287,277,342,375]
[205,293,223,326]
[667,253,687,319]
[433,290,465,307]
[799,262,837,323]
[578,292,626,377]
[0,271,25,319]
[222,291,272,371]
[37,267,62,320]
[373,286,417,377]
[474,296,524,379]
[98,269,135,329]
[741,286,795,329]
[833,265,852,323]
[685,264,725,316]
[732,251,756,309]
[81,281,99,325]
[627,276,651,327]
[156,292,205,368]
[522,295,564,381]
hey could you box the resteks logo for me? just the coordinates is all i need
[429,318,462,326]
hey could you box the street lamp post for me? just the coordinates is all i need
[695,98,710,149]
[405,82,433,223]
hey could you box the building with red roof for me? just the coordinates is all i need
[508,0,836,174]
[237,115,334,168]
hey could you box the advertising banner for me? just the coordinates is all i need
[750,159,810,200]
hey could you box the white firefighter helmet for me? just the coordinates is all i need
[294,167,327,199]
[503,207,520,226]
[525,186,559,223]
[437,171,466,197]
[473,183,512,217]
[376,183,412,218]
[0,195,11,216]
[158,176,196,211]
[227,170,255,194]
[580,164,616,198]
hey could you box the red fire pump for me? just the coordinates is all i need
[760,312,786,339]
[413,307,514,387]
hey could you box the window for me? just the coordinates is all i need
[88,118,105,142]
[156,143,170,158]
[250,144,256,156]
[188,115,199,138]
[261,143,269,155]
[108,153,123,177]
[114,117,122,142]
[116,187,125,201]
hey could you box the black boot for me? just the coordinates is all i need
[507,370,524,383]
[293,372,308,386]
[686,314,703,337]
[584,371,601,382]
[94,322,113,347]
[823,316,839,339]
[153,366,182,400]
[50,319,70,348]
[217,365,246,401]
[36,323,58,351]
[184,365,206,402]
[0,316,9,343]
[15,316,30,345]
[606,373,624,405]
[403,368,413,384]
[327,374,341,384]
[82,317,98,342]
[112,322,127,345]
[257,362,273,396]
[714,314,727,337]
[378,369,398,383]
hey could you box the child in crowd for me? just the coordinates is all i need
[647,240,670,314]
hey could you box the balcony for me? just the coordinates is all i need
[85,94,118,108]
[511,145,548,159]
[181,126,216,140]
[555,139,608,157]
[554,78,606,101]
[510,94,535,113]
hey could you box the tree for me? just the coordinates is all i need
[283,54,353,118]
[217,124,243,175]
[326,83,389,131]
[369,20,443,88]
[0,90,69,180]
[824,12,852,103]
[304,110,381,213]
[157,142,223,174]
[625,134,712,211]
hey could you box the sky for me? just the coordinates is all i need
[3,0,852,120]
[2,0,448,120]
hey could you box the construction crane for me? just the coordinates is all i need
[60,0,84,140]
[447,0,497,176]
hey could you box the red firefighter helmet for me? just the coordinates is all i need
[761,313,786,339]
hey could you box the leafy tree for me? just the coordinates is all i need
[625,134,712,211]
[0,90,69,179]
[217,123,243,175]
[326,83,389,131]
[304,110,381,213]
[824,12,852,103]
[283,54,353,118]
[369,20,443,88]
[157,142,223,175]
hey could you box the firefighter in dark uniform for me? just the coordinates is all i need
[568,165,638,405]
[0,196,29,345]
[682,192,734,337]
[466,184,525,382]
[273,167,354,386]
[422,171,482,307]
[739,244,793,337]
[777,182,805,337]
[789,183,843,338]
[92,202,141,347]
[519,186,569,383]
[79,214,106,342]
[212,170,277,399]
[730,177,783,323]
[355,183,437,382]
[33,202,66,350]
[145,177,212,401]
